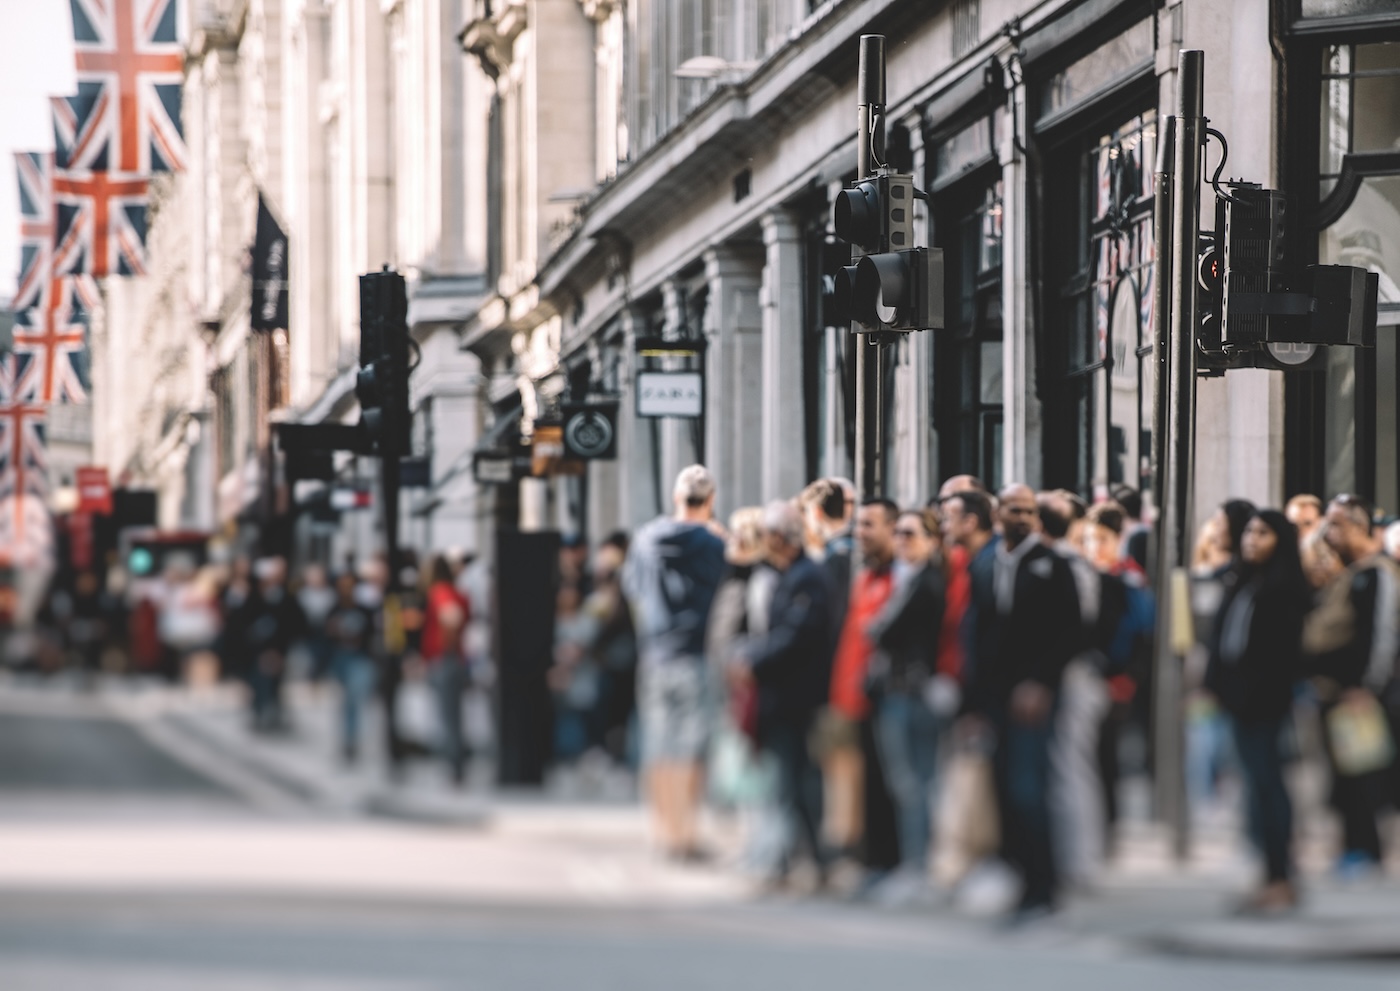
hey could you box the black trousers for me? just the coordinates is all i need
[760,715,826,872]
[1232,717,1294,883]
[1321,699,1387,863]
[858,716,901,872]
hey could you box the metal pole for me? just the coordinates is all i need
[854,34,885,500]
[1150,115,1174,564]
[1153,49,1204,861]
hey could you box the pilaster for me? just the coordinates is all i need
[760,209,806,503]
[704,243,764,516]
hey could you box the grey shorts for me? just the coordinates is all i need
[638,658,711,765]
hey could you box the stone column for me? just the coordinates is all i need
[659,278,694,495]
[760,209,806,503]
[618,305,658,528]
[1001,63,1039,488]
[893,122,932,505]
[704,244,764,517]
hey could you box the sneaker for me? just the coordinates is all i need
[1002,902,1057,930]
[870,866,933,908]
[1334,851,1381,883]
[1231,881,1299,917]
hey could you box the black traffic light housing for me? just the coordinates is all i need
[357,269,412,455]
[832,171,944,333]
[1197,184,1376,374]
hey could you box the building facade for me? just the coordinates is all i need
[88,0,1400,576]
[462,0,1400,543]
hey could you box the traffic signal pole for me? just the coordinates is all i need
[1152,49,1204,861]
[855,34,886,499]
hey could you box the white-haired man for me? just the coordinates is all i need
[728,500,835,885]
[624,465,727,860]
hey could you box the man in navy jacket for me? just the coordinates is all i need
[735,500,835,884]
[961,484,1081,920]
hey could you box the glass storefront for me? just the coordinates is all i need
[931,110,1005,491]
[1315,42,1400,510]
[1044,107,1157,499]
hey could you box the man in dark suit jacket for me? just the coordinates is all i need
[961,484,1081,920]
[734,500,835,883]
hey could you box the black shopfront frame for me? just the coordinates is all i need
[1278,6,1400,506]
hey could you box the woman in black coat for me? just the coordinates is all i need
[1205,509,1310,913]
[865,508,947,898]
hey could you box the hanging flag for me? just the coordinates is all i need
[14,152,54,313]
[52,166,149,278]
[13,278,91,405]
[251,192,289,332]
[0,359,49,503]
[0,493,54,569]
[60,0,186,175]
[0,357,51,567]
[15,152,100,321]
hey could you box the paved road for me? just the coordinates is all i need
[0,889,1397,991]
[0,686,1396,989]
[0,711,232,794]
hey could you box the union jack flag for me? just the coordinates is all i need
[0,363,49,502]
[58,0,186,175]
[15,152,100,314]
[0,494,54,569]
[13,278,92,405]
[52,166,150,278]
[14,152,54,313]
[0,358,52,567]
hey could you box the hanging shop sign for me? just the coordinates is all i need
[561,402,619,460]
[636,370,703,418]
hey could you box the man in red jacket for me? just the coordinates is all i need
[829,498,901,881]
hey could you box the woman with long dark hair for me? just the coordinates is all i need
[1205,509,1310,914]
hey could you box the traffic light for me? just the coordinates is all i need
[1196,185,1375,373]
[1220,185,1287,349]
[848,248,945,331]
[831,172,944,332]
[834,174,914,253]
[357,269,412,455]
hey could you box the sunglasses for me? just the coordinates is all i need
[893,527,925,538]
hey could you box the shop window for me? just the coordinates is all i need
[1039,19,1154,127]
[1302,0,1400,20]
[1046,109,1157,498]
[1315,43,1400,509]
[932,177,1004,491]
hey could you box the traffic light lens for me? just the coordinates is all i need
[833,181,882,252]
[1198,249,1222,293]
[854,253,912,327]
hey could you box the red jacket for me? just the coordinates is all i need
[938,545,969,681]
[421,581,470,661]
[829,566,894,720]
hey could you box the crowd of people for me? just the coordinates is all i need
[13,547,485,786]
[11,460,1400,922]
[613,464,1400,922]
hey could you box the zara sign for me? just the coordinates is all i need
[635,371,703,419]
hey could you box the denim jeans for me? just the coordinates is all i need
[994,708,1057,910]
[873,691,941,871]
[333,650,377,755]
[429,656,470,784]
[1231,717,1293,883]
